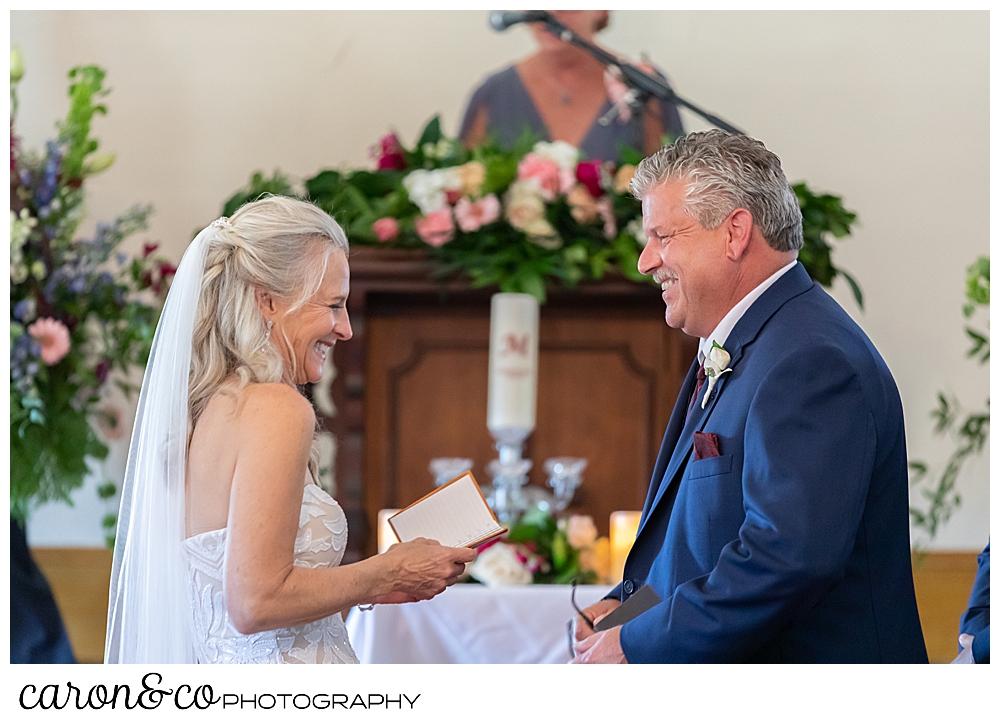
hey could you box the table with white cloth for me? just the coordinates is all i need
[345,584,610,664]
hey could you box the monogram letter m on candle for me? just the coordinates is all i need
[487,293,539,447]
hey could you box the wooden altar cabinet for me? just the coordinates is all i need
[319,248,698,561]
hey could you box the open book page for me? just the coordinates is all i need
[389,473,506,548]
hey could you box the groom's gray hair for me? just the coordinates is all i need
[629,130,804,253]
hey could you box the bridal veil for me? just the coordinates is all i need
[104,220,221,663]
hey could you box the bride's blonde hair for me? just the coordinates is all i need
[188,195,348,431]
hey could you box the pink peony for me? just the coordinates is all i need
[575,160,605,198]
[516,152,562,201]
[454,193,500,232]
[28,317,71,366]
[372,217,400,242]
[415,208,455,247]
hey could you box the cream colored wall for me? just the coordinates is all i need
[14,10,989,550]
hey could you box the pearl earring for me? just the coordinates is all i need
[265,319,273,343]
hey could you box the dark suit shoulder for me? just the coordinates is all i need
[750,283,904,439]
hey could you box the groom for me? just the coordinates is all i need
[572,131,927,663]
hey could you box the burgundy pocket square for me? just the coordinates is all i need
[693,431,721,461]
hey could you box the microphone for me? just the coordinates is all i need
[488,10,552,32]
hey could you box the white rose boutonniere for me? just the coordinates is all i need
[702,340,733,409]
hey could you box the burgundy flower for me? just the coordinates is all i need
[376,133,407,171]
[575,160,605,198]
[95,358,110,385]
[142,242,159,258]
[476,538,502,553]
[148,262,177,295]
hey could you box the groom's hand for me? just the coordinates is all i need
[573,599,620,642]
[571,626,627,664]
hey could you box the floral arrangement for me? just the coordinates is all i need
[10,53,174,543]
[467,507,610,587]
[223,117,862,306]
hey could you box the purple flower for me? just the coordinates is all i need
[13,298,34,322]
[36,141,61,207]
[69,275,87,293]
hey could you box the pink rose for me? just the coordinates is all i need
[374,133,407,171]
[516,153,562,201]
[575,160,605,198]
[454,193,500,232]
[415,208,455,247]
[372,217,400,242]
[28,317,71,366]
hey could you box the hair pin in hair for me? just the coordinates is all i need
[210,216,232,229]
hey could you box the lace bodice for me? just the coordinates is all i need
[183,483,359,664]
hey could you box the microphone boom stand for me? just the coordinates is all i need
[536,13,745,136]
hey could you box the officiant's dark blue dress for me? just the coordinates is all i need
[459,66,683,163]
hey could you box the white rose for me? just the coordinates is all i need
[403,168,461,214]
[701,341,734,408]
[468,542,533,587]
[704,341,732,378]
[438,166,463,192]
[504,181,546,230]
[532,140,580,170]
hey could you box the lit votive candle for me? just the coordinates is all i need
[378,509,401,554]
[609,511,641,583]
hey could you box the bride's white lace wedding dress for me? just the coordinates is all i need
[183,483,360,664]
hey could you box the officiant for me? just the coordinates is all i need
[459,10,684,162]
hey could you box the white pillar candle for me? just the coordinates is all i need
[377,509,400,554]
[610,511,641,583]
[487,293,539,439]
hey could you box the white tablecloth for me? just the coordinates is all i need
[345,584,609,664]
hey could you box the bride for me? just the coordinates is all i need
[105,196,475,663]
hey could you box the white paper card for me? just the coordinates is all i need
[389,474,504,548]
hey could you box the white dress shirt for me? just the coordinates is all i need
[697,260,799,364]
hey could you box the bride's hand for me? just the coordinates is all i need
[372,538,476,603]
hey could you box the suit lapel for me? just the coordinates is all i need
[635,263,816,539]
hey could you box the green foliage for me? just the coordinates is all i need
[58,65,109,181]
[221,171,295,220]
[794,182,862,309]
[222,119,861,306]
[909,256,989,543]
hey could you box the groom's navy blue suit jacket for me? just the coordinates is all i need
[611,263,927,663]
